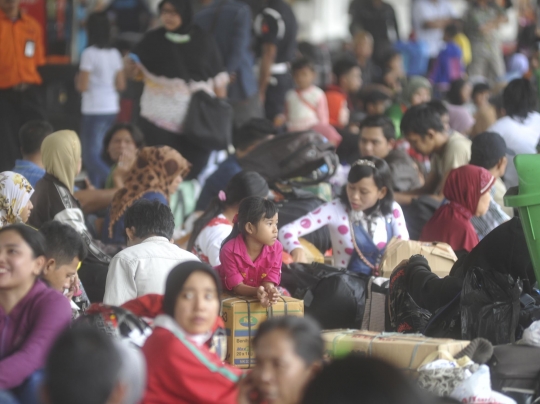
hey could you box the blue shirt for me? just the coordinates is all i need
[101,192,168,245]
[12,160,46,188]
[194,0,257,101]
[195,155,242,211]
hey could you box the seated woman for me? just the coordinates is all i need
[421,165,494,256]
[188,171,269,266]
[445,79,475,136]
[102,146,190,245]
[142,261,241,403]
[29,130,111,303]
[0,225,71,390]
[0,172,34,228]
[279,157,408,276]
[101,123,145,189]
[237,316,324,404]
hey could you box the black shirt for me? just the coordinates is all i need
[254,0,298,64]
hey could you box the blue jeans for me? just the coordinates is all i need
[80,114,116,188]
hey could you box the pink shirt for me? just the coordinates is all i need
[217,234,283,291]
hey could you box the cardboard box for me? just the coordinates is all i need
[380,238,457,278]
[322,330,469,371]
[221,295,304,368]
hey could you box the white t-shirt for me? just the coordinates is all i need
[489,112,540,188]
[192,214,233,266]
[80,46,123,115]
[412,0,458,58]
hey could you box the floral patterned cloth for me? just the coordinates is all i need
[0,172,33,228]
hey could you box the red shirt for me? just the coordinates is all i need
[217,233,282,291]
[142,316,241,404]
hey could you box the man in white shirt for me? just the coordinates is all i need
[103,199,199,306]
[488,78,540,189]
[412,0,458,60]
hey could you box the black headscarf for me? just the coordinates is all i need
[157,0,193,34]
[163,261,222,317]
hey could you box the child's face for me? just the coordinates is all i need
[346,176,387,212]
[354,38,373,60]
[366,100,389,116]
[410,87,431,106]
[473,91,490,106]
[249,213,279,246]
[293,67,315,91]
[341,67,362,94]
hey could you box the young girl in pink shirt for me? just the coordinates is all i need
[218,197,281,307]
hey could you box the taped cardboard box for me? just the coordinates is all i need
[221,295,304,369]
[322,330,469,371]
[380,238,457,278]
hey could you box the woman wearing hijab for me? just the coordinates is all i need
[29,130,111,302]
[102,146,190,245]
[129,0,228,178]
[142,261,241,404]
[421,165,495,256]
[0,172,34,228]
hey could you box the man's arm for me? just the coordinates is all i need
[259,43,277,103]
[394,168,442,205]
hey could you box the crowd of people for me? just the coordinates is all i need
[2,0,540,402]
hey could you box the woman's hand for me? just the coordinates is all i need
[112,151,136,188]
[291,248,309,264]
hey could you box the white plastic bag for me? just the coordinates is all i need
[450,365,516,404]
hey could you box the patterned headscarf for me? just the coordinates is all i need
[108,146,190,237]
[0,172,34,228]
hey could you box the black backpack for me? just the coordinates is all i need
[281,263,368,329]
[238,131,339,186]
[275,189,332,253]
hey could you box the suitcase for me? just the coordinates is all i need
[487,344,540,404]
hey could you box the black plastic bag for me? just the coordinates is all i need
[281,263,367,329]
[461,267,522,345]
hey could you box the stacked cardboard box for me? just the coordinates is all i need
[221,295,304,368]
[322,330,469,370]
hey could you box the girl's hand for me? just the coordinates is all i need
[257,286,270,308]
[291,248,309,264]
[112,151,136,188]
[265,284,280,305]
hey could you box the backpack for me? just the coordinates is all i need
[238,131,339,186]
[281,262,368,329]
[487,344,540,404]
[275,189,332,253]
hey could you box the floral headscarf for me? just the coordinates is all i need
[0,172,34,228]
[108,146,190,237]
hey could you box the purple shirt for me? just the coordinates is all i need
[218,233,282,290]
[0,280,71,389]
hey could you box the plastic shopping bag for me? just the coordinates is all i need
[450,365,516,404]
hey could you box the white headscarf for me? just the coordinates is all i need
[0,172,34,228]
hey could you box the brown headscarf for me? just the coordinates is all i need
[108,146,190,237]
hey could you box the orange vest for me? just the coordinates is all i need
[0,9,45,89]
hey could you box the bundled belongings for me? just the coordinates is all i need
[461,267,522,345]
[380,238,458,278]
[238,130,339,186]
[321,330,469,371]
[281,262,367,329]
[387,255,462,336]
[221,294,304,368]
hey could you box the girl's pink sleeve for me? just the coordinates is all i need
[218,243,244,291]
[278,202,335,253]
[316,91,329,125]
[264,242,283,285]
